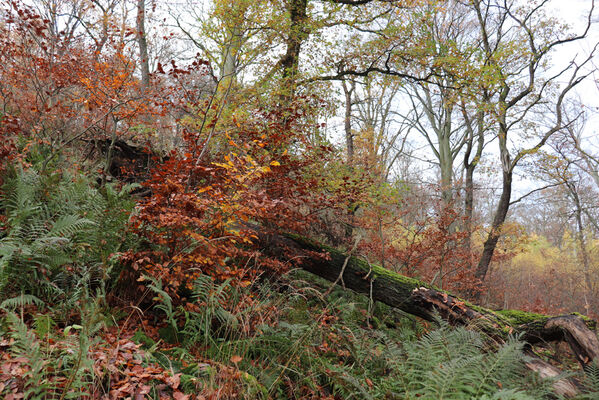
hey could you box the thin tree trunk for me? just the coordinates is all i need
[570,184,593,313]
[475,169,512,281]
[461,106,484,251]
[342,79,354,163]
[102,116,119,186]
[136,0,150,90]
[475,116,512,282]
[342,79,356,239]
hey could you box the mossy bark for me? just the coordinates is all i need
[279,234,595,333]
[262,234,595,342]
[256,231,599,397]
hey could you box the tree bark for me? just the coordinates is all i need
[461,105,485,252]
[256,230,598,397]
[280,0,308,96]
[570,183,594,313]
[475,167,512,281]
[136,0,150,90]
[259,232,595,333]
[342,79,355,163]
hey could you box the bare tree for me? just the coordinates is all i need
[468,0,596,282]
[353,76,412,181]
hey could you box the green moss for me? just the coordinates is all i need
[242,371,269,399]
[495,310,596,331]
[288,233,431,289]
[132,330,156,349]
[495,310,549,326]
[286,233,596,332]
[572,312,597,328]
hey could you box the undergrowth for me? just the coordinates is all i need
[0,166,137,308]
[0,165,598,399]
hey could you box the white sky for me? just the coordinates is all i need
[551,0,599,135]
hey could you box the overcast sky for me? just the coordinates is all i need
[551,0,599,139]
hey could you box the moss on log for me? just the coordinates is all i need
[262,233,596,343]
[256,231,599,398]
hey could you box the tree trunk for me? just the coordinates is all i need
[461,106,484,252]
[438,119,453,206]
[475,168,512,281]
[342,79,354,163]
[570,183,594,314]
[136,0,150,90]
[256,230,598,397]
[342,79,356,240]
[259,232,595,333]
[280,0,308,97]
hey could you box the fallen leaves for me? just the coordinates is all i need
[0,330,193,400]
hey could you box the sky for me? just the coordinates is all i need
[551,0,599,139]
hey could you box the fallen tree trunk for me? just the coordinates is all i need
[257,231,599,398]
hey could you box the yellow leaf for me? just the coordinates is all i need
[270,160,280,166]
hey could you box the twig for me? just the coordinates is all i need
[362,257,375,326]
[323,234,362,296]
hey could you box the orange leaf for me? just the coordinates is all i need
[230,355,242,364]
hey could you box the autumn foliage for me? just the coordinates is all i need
[127,84,334,302]
[1,0,599,398]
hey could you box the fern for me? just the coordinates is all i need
[4,313,52,399]
[577,360,599,399]
[0,167,137,304]
[1,293,45,311]
[47,215,95,240]
[145,274,180,343]
[379,322,547,400]
[181,275,237,346]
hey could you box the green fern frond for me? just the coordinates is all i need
[1,294,45,310]
[48,215,95,239]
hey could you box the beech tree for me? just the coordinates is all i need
[464,0,596,282]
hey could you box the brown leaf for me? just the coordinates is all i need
[230,355,242,364]
[166,373,181,389]
[172,391,189,400]
[139,384,152,395]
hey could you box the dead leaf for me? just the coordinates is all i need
[230,355,242,364]
[172,391,189,400]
